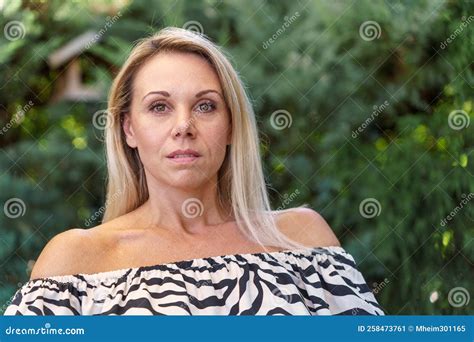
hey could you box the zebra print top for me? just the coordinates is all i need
[4,246,384,315]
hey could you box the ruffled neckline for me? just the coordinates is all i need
[24,245,349,285]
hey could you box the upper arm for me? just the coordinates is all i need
[29,228,92,280]
[276,207,341,248]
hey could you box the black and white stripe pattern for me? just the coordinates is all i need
[4,246,384,315]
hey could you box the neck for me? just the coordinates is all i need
[138,175,232,236]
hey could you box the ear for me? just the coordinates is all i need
[122,113,138,148]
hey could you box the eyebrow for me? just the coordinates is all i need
[142,89,223,101]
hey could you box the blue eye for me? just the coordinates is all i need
[196,101,216,113]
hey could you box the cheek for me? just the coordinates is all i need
[133,125,166,155]
[206,118,230,146]
[205,124,230,165]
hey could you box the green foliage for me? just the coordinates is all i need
[0,0,472,314]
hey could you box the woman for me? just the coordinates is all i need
[5,27,384,315]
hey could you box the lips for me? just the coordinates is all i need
[166,149,201,159]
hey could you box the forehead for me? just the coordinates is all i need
[133,51,222,98]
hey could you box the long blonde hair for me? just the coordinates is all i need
[102,27,307,251]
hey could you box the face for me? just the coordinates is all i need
[123,51,232,190]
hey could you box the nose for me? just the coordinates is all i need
[171,110,196,139]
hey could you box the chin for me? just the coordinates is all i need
[169,177,204,190]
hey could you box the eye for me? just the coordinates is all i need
[195,101,216,113]
[149,102,168,113]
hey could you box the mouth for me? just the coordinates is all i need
[166,149,201,164]
[166,154,200,164]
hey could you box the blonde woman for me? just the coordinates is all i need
[5,28,383,315]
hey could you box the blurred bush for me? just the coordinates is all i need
[0,0,472,314]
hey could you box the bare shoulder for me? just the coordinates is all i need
[275,207,341,248]
[29,228,100,280]
[29,212,143,280]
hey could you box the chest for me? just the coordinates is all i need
[97,225,276,270]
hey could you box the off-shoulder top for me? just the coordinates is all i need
[4,246,384,315]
